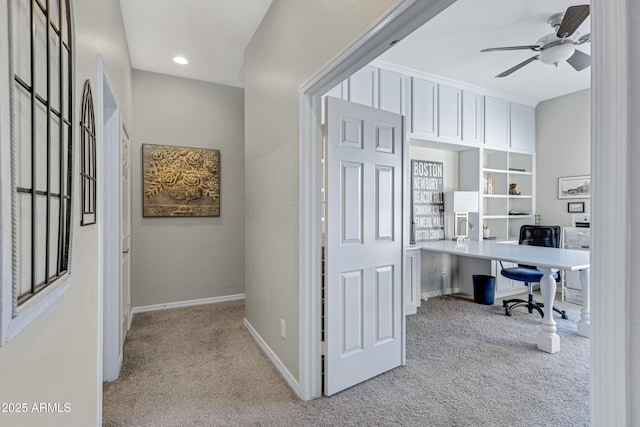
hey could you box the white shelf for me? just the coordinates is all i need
[484,215,508,219]
[483,168,508,174]
[476,150,535,241]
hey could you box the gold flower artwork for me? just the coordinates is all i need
[143,144,220,217]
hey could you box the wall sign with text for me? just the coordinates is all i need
[411,160,444,241]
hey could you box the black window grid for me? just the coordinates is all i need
[12,0,73,307]
[80,79,96,226]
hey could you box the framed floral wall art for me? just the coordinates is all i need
[143,144,220,217]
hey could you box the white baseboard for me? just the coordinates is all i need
[243,318,301,398]
[422,287,460,300]
[131,294,245,316]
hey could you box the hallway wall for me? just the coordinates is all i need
[243,0,398,385]
[0,0,133,425]
[131,70,245,308]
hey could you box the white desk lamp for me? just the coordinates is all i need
[444,191,479,241]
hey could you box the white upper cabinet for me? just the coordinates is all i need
[411,77,437,137]
[348,65,378,108]
[326,64,535,154]
[484,96,510,148]
[378,69,405,115]
[462,90,484,144]
[485,96,535,152]
[510,103,535,152]
[438,84,462,141]
[325,82,345,100]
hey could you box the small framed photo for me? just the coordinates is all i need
[567,202,585,213]
[558,175,590,199]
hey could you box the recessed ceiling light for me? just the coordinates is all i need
[173,56,188,65]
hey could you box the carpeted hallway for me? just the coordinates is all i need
[103,294,589,426]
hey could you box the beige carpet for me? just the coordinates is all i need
[103,294,589,426]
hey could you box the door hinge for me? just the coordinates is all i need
[321,341,326,356]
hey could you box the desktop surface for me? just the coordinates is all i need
[418,240,590,271]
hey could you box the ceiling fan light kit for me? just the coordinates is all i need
[539,43,575,65]
[481,4,590,78]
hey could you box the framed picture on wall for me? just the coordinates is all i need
[411,159,444,242]
[142,144,220,217]
[558,175,590,199]
[567,202,585,213]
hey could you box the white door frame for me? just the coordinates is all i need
[97,54,123,385]
[298,0,630,422]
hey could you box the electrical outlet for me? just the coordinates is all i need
[280,318,286,338]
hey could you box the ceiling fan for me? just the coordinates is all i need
[481,5,590,78]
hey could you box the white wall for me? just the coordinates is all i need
[0,0,133,425]
[131,70,245,307]
[628,1,640,421]
[535,89,590,227]
[244,0,397,382]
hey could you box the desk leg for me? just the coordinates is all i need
[577,269,590,337]
[537,267,561,353]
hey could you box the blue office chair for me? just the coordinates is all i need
[501,225,568,319]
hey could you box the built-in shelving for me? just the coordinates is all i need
[480,150,535,240]
[459,148,535,241]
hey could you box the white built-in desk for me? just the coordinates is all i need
[419,240,590,354]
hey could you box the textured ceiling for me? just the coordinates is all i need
[119,0,590,102]
[378,0,591,102]
[119,0,273,88]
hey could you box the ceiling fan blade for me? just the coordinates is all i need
[495,56,539,78]
[557,5,590,38]
[574,33,591,45]
[481,45,540,53]
[566,49,591,71]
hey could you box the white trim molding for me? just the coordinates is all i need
[244,318,300,397]
[591,0,631,424]
[131,293,245,316]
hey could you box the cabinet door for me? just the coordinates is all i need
[484,96,510,148]
[411,77,437,137]
[378,69,404,115]
[510,103,535,152]
[404,250,421,315]
[462,90,484,144]
[348,65,377,108]
[325,82,345,100]
[438,84,462,141]
[322,83,346,123]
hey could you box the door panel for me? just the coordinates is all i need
[375,165,394,241]
[375,265,394,343]
[341,270,364,356]
[325,96,403,396]
[121,124,131,348]
[341,162,363,244]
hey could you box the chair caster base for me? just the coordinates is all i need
[502,298,568,320]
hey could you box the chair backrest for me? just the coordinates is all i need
[518,225,561,248]
[518,225,561,270]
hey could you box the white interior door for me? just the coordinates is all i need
[120,123,131,348]
[324,96,404,396]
